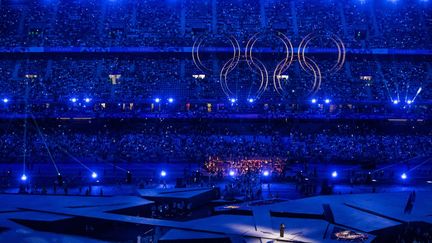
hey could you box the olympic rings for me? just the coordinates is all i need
[192,34,240,74]
[298,32,346,75]
[192,31,345,100]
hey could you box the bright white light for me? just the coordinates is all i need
[229,170,235,177]
[332,171,338,178]
[192,74,206,79]
[248,98,254,103]
[84,98,91,103]
[155,98,161,103]
[263,171,270,177]
[70,98,77,103]
[2,98,9,103]
[21,174,27,181]
[406,100,412,105]
[311,98,317,104]
[393,100,399,105]
[401,173,407,180]
[416,87,422,94]
[168,98,174,103]
[427,180,432,184]
[160,170,167,177]
[325,99,331,104]
[230,98,236,103]
[91,172,98,179]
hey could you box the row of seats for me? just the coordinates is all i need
[0,57,429,103]
[0,0,430,48]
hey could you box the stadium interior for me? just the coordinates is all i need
[0,0,431,242]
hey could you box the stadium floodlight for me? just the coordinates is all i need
[248,98,254,103]
[91,172,98,179]
[154,98,161,103]
[311,98,317,104]
[21,174,27,181]
[325,99,331,104]
[84,98,91,103]
[401,173,407,180]
[263,170,270,177]
[168,98,174,103]
[2,98,9,103]
[331,171,338,178]
[229,170,235,177]
[160,170,167,177]
[70,97,78,103]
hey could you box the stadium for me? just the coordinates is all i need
[0,0,431,242]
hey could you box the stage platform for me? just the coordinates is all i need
[137,187,215,199]
[137,187,219,209]
[0,191,430,242]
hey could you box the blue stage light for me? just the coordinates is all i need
[248,98,254,103]
[2,98,9,103]
[91,172,98,179]
[401,173,407,180]
[21,174,27,181]
[311,98,317,104]
[230,98,236,103]
[325,99,331,104]
[263,170,270,177]
[160,170,167,177]
[229,170,235,177]
[155,98,161,103]
[168,98,174,103]
[406,100,412,105]
[332,171,338,178]
[393,100,399,105]
[70,98,77,103]
[84,98,91,103]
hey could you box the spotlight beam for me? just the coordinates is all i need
[371,155,423,174]
[382,78,393,104]
[404,82,410,103]
[30,115,60,175]
[106,162,128,172]
[406,157,432,173]
[22,113,28,180]
[57,145,93,173]
[411,87,422,102]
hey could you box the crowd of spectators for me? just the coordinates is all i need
[0,57,430,106]
[0,0,430,107]
[0,120,431,169]
[0,0,430,48]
